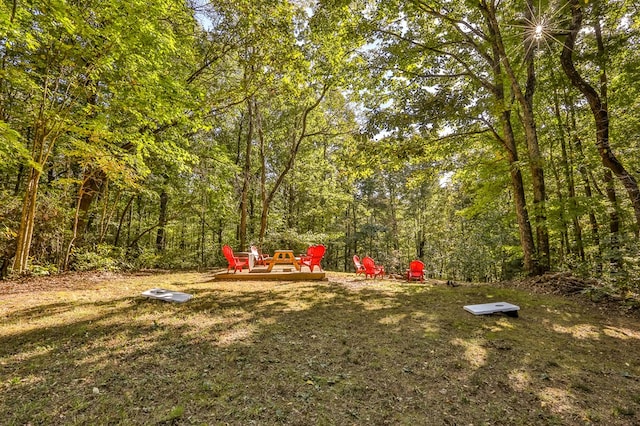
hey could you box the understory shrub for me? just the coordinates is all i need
[71,244,121,271]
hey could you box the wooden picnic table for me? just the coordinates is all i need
[266,249,301,272]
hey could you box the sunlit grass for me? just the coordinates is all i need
[1,271,640,424]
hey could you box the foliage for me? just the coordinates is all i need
[28,263,59,276]
[262,229,328,257]
[1,0,640,291]
[70,244,122,272]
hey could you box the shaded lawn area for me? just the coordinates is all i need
[1,272,640,425]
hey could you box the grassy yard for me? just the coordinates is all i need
[2,271,640,425]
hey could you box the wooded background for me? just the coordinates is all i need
[1,0,639,289]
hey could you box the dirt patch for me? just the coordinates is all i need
[0,270,127,295]
[500,272,597,296]
[497,272,640,318]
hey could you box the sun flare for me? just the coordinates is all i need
[509,0,570,55]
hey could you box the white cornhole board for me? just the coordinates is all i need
[142,288,193,303]
[464,302,519,317]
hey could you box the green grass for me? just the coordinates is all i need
[1,271,640,425]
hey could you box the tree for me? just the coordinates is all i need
[560,0,640,234]
[360,0,539,273]
[479,0,550,272]
[2,0,202,273]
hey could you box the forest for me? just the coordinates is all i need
[1,0,639,292]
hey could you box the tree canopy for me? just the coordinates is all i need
[1,0,639,291]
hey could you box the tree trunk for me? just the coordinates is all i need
[257,84,330,242]
[603,169,621,270]
[13,112,57,273]
[200,201,206,266]
[13,164,23,196]
[482,0,549,273]
[99,183,120,244]
[575,136,602,273]
[388,180,400,251]
[238,98,253,250]
[155,189,168,252]
[256,100,268,243]
[502,112,537,275]
[64,173,93,271]
[13,168,41,273]
[553,81,585,261]
[114,195,135,247]
[548,145,569,262]
[481,5,537,275]
[75,170,104,243]
[552,85,584,260]
[523,0,549,272]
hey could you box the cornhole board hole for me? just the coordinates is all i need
[142,288,192,303]
[464,302,519,317]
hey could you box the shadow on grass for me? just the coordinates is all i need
[1,274,640,425]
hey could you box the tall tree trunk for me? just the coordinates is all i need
[238,98,253,250]
[552,85,584,260]
[501,110,537,274]
[388,179,400,251]
[257,84,330,242]
[413,0,537,273]
[345,207,351,272]
[482,0,549,273]
[114,195,135,247]
[64,172,94,271]
[200,199,206,266]
[13,109,58,273]
[560,0,640,232]
[156,189,168,252]
[553,84,585,261]
[522,0,549,272]
[569,95,602,272]
[603,169,621,270]
[548,144,570,262]
[75,171,104,243]
[13,168,41,273]
[576,139,602,273]
[71,82,102,245]
[481,4,537,274]
[256,101,268,244]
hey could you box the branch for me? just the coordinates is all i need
[374,28,495,93]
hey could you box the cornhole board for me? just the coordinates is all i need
[464,302,519,317]
[142,288,192,303]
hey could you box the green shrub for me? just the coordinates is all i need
[29,263,59,276]
[71,244,120,271]
[132,249,161,270]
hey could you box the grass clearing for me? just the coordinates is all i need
[2,271,640,425]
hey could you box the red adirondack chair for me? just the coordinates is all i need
[299,245,314,260]
[300,244,326,272]
[298,246,312,267]
[222,245,249,273]
[353,255,366,275]
[362,256,385,279]
[406,259,425,282]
